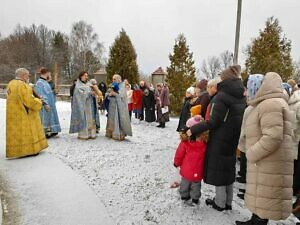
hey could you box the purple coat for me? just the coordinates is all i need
[157,86,170,107]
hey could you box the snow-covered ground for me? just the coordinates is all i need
[1,99,299,225]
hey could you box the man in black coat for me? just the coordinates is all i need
[143,88,156,122]
[187,65,246,211]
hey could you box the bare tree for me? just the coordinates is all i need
[138,70,151,84]
[220,50,233,69]
[70,21,104,76]
[37,24,54,66]
[201,56,221,79]
[0,23,56,82]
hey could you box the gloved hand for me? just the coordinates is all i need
[44,104,51,112]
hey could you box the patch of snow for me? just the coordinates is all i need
[47,101,298,225]
[0,100,113,225]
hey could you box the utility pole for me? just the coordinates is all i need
[233,0,242,64]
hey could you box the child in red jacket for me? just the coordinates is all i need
[174,115,208,205]
[132,85,144,120]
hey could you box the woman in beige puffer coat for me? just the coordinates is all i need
[288,88,300,160]
[236,72,294,225]
[288,88,300,202]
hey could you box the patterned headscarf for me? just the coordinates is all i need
[282,82,292,97]
[247,74,264,101]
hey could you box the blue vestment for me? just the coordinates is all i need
[106,82,132,140]
[34,78,61,135]
[69,80,96,134]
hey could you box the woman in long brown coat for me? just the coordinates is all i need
[155,83,170,128]
[236,72,294,225]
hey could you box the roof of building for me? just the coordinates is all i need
[151,67,167,76]
[94,68,107,75]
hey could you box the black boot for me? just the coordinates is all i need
[236,214,268,225]
[236,176,246,183]
[192,199,199,204]
[225,204,232,210]
[156,123,162,128]
[253,215,268,225]
[239,188,246,193]
[205,198,225,211]
[237,193,245,200]
[181,196,191,201]
[161,122,165,128]
[51,132,59,137]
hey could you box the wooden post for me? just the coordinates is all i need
[54,62,59,94]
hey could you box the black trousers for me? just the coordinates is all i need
[294,142,300,196]
[239,152,247,180]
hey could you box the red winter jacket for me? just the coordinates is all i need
[174,141,207,182]
[132,89,143,110]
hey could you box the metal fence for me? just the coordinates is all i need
[0,83,71,100]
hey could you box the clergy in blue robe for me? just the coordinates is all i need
[69,71,96,139]
[105,74,132,141]
[34,68,61,137]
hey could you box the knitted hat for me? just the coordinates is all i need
[186,87,195,95]
[186,115,203,128]
[197,79,208,91]
[220,65,241,81]
[247,74,264,101]
[190,105,201,117]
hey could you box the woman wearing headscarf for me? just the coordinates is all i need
[236,72,294,225]
[237,74,264,201]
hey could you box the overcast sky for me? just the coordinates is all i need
[0,0,299,75]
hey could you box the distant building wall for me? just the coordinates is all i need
[94,74,107,84]
[152,74,166,87]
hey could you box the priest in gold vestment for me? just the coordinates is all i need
[6,68,48,158]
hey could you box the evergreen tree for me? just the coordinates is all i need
[245,17,294,81]
[106,29,139,84]
[166,34,196,115]
[52,32,71,79]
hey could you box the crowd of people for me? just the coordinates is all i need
[172,65,300,224]
[5,66,300,224]
[5,67,171,152]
